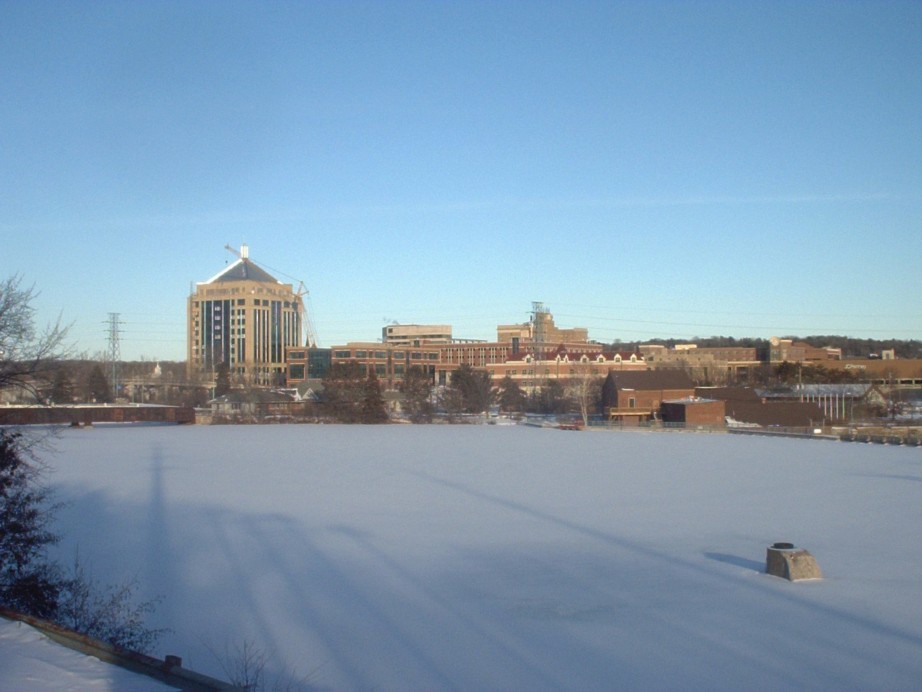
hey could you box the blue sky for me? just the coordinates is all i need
[3,1,920,361]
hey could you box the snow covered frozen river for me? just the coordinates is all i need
[37,424,922,689]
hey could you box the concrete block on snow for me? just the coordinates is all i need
[765,542,822,581]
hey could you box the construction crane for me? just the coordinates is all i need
[223,243,318,347]
[224,243,246,259]
[296,281,319,348]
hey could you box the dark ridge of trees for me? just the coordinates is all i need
[770,362,862,386]
[608,336,922,359]
[793,336,922,359]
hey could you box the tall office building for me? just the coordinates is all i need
[187,246,303,386]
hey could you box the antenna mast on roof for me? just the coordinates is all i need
[224,244,248,260]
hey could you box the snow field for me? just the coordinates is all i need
[40,424,922,690]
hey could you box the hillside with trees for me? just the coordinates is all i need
[608,336,922,359]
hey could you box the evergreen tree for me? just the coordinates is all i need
[322,361,367,422]
[449,364,493,413]
[0,430,61,618]
[401,366,435,423]
[214,361,231,397]
[85,365,112,403]
[497,375,526,413]
[361,371,389,423]
[49,367,75,404]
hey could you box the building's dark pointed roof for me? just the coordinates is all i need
[206,258,280,284]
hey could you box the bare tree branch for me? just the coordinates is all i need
[0,275,71,402]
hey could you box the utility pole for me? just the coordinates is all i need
[106,313,123,400]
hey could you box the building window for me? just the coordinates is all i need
[354,350,367,358]
[334,350,351,359]
[374,351,386,359]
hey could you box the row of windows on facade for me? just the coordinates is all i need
[385,333,450,341]
[200,285,297,298]
[291,364,405,378]
[332,350,440,361]
[320,350,636,366]
[288,363,603,383]
[191,316,289,330]
[194,297,298,307]
[492,367,599,376]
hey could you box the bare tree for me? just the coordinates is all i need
[570,365,603,427]
[205,638,316,691]
[0,275,69,402]
[57,552,166,652]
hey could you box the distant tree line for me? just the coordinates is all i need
[609,336,922,359]
[316,362,606,424]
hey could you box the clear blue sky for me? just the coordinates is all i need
[3,1,920,361]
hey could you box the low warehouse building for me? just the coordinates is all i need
[661,397,726,426]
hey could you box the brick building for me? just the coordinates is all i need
[600,370,696,422]
[660,398,726,426]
